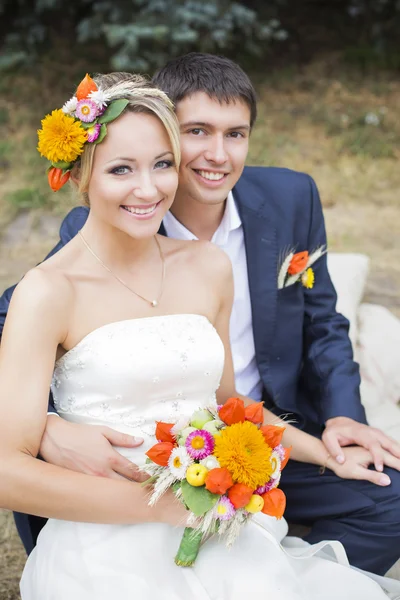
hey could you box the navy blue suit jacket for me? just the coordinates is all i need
[0,166,366,431]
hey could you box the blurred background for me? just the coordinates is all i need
[0,0,399,597]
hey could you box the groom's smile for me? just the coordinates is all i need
[192,168,229,187]
[174,92,251,208]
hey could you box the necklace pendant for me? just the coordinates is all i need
[151,300,158,307]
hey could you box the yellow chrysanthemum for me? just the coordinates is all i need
[37,109,88,164]
[301,267,315,289]
[214,421,272,489]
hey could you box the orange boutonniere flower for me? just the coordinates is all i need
[277,246,326,290]
[288,251,309,275]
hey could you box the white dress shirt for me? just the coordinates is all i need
[163,193,263,401]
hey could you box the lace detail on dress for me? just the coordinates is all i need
[51,314,224,443]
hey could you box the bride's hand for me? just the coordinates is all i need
[155,489,193,528]
[40,415,146,481]
[326,446,393,486]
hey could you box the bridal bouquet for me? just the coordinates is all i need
[143,398,291,567]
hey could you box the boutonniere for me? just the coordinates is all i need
[278,246,326,289]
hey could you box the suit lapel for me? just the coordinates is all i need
[158,222,167,237]
[234,176,278,387]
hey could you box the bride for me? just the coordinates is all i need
[0,72,398,599]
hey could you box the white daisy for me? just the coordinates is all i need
[89,88,112,110]
[168,447,192,480]
[200,455,220,471]
[62,96,78,115]
[270,450,282,479]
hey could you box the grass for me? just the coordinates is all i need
[0,512,24,600]
[0,56,399,597]
[5,188,48,210]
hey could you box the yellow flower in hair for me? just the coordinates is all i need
[37,109,88,164]
[214,421,272,489]
[301,268,315,289]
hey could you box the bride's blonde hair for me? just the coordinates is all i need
[75,72,181,205]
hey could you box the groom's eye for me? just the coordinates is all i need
[190,128,205,136]
[228,131,244,139]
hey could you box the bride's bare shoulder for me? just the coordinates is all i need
[10,263,73,324]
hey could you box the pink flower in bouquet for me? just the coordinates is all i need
[274,444,286,462]
[215,496,236,521]
[255,475,280,495]
[185,429,215,460]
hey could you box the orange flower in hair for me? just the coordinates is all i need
[47,167,70,192]
[76,73,98,101]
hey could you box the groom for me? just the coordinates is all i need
[1,53,400,575]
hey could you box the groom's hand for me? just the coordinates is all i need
[326,446,395,486]
[323,416,400,472]
[40,415,147,482]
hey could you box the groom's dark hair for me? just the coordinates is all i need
[152,53,257,129]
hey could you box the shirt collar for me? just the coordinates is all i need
[163,192,242,244]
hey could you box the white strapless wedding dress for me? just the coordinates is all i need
[20,314,400,599]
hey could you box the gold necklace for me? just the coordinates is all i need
[78,230,166,308]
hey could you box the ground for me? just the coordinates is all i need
[0,59,399,598]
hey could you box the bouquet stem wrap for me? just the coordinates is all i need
[175,527,203,567]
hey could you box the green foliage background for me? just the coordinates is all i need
[1,0,399,72]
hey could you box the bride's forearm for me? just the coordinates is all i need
[239,395,328,467]
[0,452,163,524]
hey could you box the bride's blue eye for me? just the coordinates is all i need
[110,166,130,175]
[155,160,174,169]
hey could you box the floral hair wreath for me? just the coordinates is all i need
[37,74,130,191]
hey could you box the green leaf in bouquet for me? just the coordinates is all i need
[172,481,182,494]
[180,480,219,517]
[98,99,130,124]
